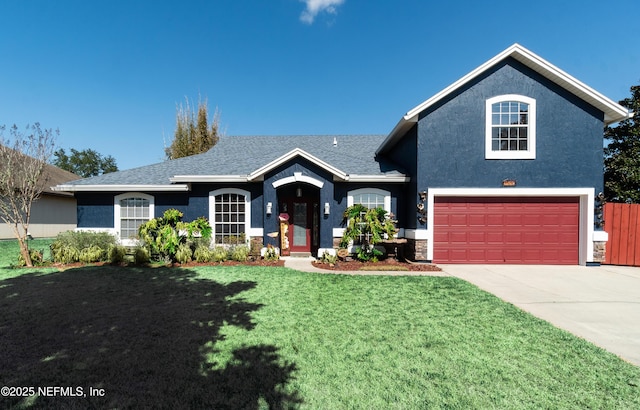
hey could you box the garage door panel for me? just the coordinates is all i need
[434,197,579,264]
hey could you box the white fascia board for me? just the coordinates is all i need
[53,184,190,192]
[508,45,629,125]
[247,148,348,181]
[342,174,410,183]
[170,175,248,183]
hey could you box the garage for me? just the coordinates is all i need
[433,196,580,264]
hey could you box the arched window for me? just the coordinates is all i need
[114,193,154,245]
[486,95,536,159]
[347,188,391,212]
[209,188,251,245]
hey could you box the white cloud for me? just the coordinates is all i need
[299,0,345,24]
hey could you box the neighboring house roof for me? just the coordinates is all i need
[0,144,80,197]
[44,164,81,197]
[377,43,632,155]
[55,135,409,192]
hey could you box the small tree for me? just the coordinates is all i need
[52,148,118,177]
[0,123,57,266]
[165,97,220,160]
[604,84,639,203]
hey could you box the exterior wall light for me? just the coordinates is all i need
[324,202,330,215]
[266,202,273,215]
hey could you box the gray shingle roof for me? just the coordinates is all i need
[66,135,406,186]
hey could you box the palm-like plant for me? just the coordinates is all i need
[340,204,397,261]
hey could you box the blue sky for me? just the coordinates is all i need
[0,0,638,170]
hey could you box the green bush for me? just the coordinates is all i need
[194,246,213,263]
[230,245,250,262]
[263,244,279,261]
[134,247,150,265]
[17,248,45,267]
[137,209,211,262]
[340,205,397,262]
[109,245,127,264]
[50,243,80,264]
[319,251,337,265]
[211,246,228,262]
[50,231,117,264]
[175,243,193,264]
[79,245,105,264]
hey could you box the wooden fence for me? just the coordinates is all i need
[603,202,640,266]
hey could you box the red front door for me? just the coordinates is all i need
[282,198,318,253]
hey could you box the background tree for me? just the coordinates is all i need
[0,123,57,266]
[604,85,640,203]
[165,97,220,160]
[52,148,118,178]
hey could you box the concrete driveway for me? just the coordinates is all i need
[440,264,640,367]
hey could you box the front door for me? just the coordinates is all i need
[282,198,318,253]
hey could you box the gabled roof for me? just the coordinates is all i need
[376,43,632,155]
[55,135,409,191]
[43,164,81,197]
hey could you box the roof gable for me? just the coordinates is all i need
[377,43,631,155]
[247,148,348,181]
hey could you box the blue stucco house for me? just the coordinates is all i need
[55,44,630,265]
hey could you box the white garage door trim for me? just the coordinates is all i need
[427,188,595,265]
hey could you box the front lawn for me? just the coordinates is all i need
[0,258,638,407]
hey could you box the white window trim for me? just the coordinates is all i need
[114,193,155,246]
[485,94,536,160]
[209,188,252,245]
[347,188,391,212]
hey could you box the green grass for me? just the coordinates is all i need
[0,240,639,408]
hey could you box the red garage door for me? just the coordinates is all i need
[434,197,580,264]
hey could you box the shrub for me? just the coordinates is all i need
[79,245,105,264]
[109,245,127,264]
[134,246,150,265]
[230,245,249,262]
[193,245,213,263]
[50,243,80,264]
[50,230,117,264]
[319,251,337,265]
[340,205,397,262]
[211,246,228,262]
[54,230,117,252]
[137,209,211,262]
[175,243,193,264]
[263,244,279,261]
[17,248,45,267]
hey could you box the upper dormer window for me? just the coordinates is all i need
[485,95,536,159]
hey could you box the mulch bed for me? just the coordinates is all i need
[177,260,286,268]
[312,258,441,272]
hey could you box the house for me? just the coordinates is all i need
[54,44,631,265]
[1,163,79,239]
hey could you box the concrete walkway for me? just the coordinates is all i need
[283,257,640,366]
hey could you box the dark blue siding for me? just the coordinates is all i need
[382,124,419,229]
[417,58,604,195]
[77,193,114,228]
[76,184,263,232]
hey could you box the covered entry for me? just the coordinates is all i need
[277,184,320,255]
